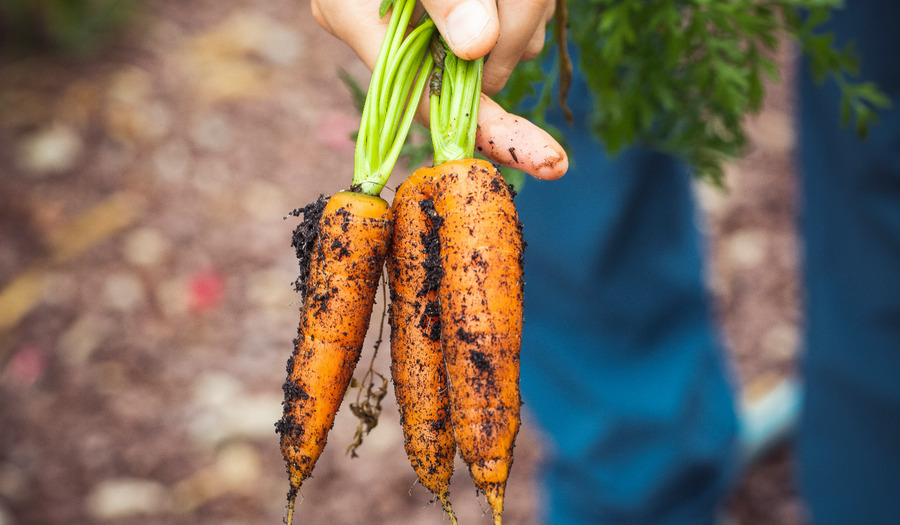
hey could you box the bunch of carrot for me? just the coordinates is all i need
[275,2,524,524]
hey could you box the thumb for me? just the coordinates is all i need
[421,0,500,60]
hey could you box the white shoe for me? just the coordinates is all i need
[737,376,803,467]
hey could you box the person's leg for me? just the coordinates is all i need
[516,68,739,524]
[797,2,900,523]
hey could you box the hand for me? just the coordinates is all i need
[419,0,554,95]
[311,0,567,180]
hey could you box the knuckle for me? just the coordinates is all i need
[482,64,514,96]
[521,31,546,62]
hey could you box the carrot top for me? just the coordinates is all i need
[428,39,482,165]
[352,0,436,196]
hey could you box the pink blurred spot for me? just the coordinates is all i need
[188,269,225,313]
[317,112,358,151]
[5,345,47,387]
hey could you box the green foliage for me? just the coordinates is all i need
[497,0,891,185]
[0,0,137,57]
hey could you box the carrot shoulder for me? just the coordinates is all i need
[276,191,391,500]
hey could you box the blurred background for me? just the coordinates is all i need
[0,1,802,523]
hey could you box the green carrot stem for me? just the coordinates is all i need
[352,0,436,196]
[429,37,482,165]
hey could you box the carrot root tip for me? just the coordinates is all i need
[439,493,458,525]
[285,492,297,525]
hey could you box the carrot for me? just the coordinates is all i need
[392,158,523,524]
[388,169,458,522]
[274,1,436,522]
[391,36,524,525]
[276,191,391,518]
[434,158,523,525]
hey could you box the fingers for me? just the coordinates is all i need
[422,0,555,94]
[476,94,568,180]
[311,0,389,70]
[311,0,568,181]
[420,0,501,60]
[482,0,555,95]
[314,0,554,94]
[414,93,567,181]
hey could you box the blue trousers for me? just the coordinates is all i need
[516,1,900,523]
[516,71,739,524]
[797,2,900,524]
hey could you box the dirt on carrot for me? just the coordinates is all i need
[388,171,458,522]
[388,158,524,525]
[276,191,392,520]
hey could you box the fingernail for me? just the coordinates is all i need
[444,1,489,55]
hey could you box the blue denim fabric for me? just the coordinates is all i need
[797,2,900,523]
[514,58,740,524]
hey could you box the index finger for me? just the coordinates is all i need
[420,0,500,60]
[476,94,568,180]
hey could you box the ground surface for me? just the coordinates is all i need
[0,2,803,524]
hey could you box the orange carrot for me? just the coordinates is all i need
[388,169,458,522]
[273,1,439,521]
[391,158,523,524]
[276,190,391,520]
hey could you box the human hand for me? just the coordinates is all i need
[311,0,566,180]
[417,0,553,95]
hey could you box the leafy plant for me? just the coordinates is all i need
[497,0,892,185]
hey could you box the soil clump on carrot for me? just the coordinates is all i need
[288,195,328,295]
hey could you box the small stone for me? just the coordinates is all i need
[122,227,171,267]
[103,66,160,146]
[187,372,282,447]
[693,171,733,218]
[171,442,262,513]
[103,271,145,312]
[191,114,232,152]
[725,228,768,269]
[84,478,172,519]
[761,323,800,362]
[58,315,114,365]
[107,66,153,106]
[16,123,83,176]
[259,23,303,66]
[192,371,242,409]
[153,139,192,183]
[226,395,284,441]
[214,442,261,489]
[750,110,796,154]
